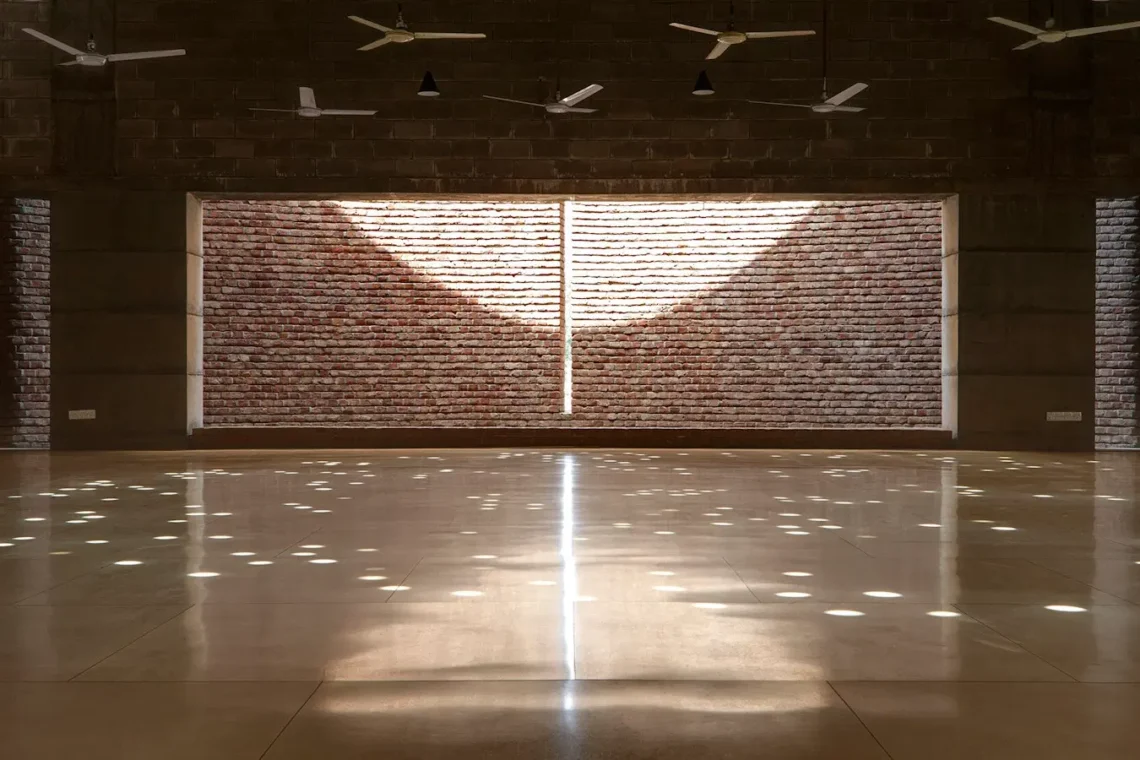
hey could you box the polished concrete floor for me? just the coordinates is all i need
[2,448,1140,758]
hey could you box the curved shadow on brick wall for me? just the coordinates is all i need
[568,201,943,428]
[203,200,942,428]
[204,201,564,427]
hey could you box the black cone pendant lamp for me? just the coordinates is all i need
[418,70,440,97]
[692,70,714,96]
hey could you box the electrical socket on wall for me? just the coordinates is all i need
[1046,411,1082,422]
[68,409,96,421]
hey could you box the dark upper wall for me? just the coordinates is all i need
[3,0,1139,194]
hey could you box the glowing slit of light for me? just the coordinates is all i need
[562,201,574,416]
[560,454,578,697]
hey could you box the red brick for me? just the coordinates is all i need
[201,199,944,429]
[0,197,50,448]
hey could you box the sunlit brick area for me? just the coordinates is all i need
[202,199,943,429]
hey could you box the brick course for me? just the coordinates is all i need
[203,198,943,428]
[1096,197,1140,448]
[0,196,50,447]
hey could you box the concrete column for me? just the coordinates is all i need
[946,193,1096,451]
[51,191,202,449]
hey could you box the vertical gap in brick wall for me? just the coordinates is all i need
[941,196,959,438]
[186,194,204,433]
[561,200,574,416]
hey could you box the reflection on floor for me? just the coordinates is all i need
[1,449,1139,758]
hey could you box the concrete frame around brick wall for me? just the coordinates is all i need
[38,188,1110,451]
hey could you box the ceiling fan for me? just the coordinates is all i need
[669,1,815,60]
[484,82,603,114]
[22,28,184,66]
[249,87,377,118]
[348,4,486,51]
[988,13,1140,50]
[749,81,869,113]
[746,2,866,115]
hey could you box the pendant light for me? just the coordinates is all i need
[418,71,440,97]
[692,70,714,96]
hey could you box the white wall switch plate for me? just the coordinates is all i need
[68,409,96,421]
[1046,411,1082,422]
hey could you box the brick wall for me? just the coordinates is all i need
[0,196,50,447]
[1096,197,1140,448]
[203,198,943,428]
[0,0,52,176]
[203,200,564,426]
[569,200,943,426]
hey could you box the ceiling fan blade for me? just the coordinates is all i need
[22,28,85,56]
[831,106,865,113]
[670,22,720,36]
[413,32,486,40]
[560,84,603,106]
[105,49,186,62]
[1065,20,1140,38]
[249,108,298,113]
[745,30,816,39]
[358,37,392,51]
[706,40,732,59]
[299,87,317,109]
[563,107,597,114]
[348,15,393,33]
[987,17,1045,36]
[825,82,868,106]
[747,100,814,108]
[1013,39,1042,51]
[58,60,81,66]
[320,109,378,116]
[483,95,547,108]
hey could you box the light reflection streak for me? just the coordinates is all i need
[185,469,208,673]
[560,454,578,708]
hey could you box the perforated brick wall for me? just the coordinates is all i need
[203,200,564,426]
[569,200,943,426]
[1096,197,1140,449]
[203,198,943,428]
[0,197,50,447]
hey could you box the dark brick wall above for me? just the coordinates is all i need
[3,0,1139,194]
